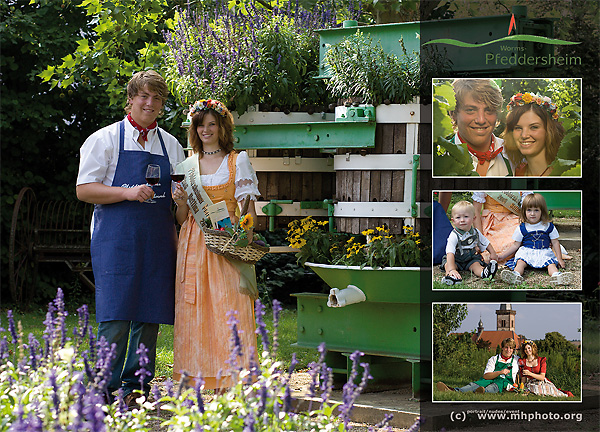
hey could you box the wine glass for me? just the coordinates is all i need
[170,163,185,195]
[145,164,160,203]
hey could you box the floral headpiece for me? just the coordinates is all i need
[523,340,535,345]
[188,99,228,117]
[507,92,559,121]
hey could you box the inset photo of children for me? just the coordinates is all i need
[432,191,581,289]
[432,303,582,402]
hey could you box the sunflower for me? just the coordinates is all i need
[240,214,253,231]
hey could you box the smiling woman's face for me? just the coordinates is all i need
[513,110,547,160]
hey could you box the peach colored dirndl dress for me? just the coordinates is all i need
[173,153,257,389]
[479,196,520,261]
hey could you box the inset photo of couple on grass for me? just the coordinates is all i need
[432,78,581,178]
[432,190,581,290]
[432,303,582,403]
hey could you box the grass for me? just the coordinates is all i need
[432,388,578,402]
[1,304,319,383]
[432,248,582,290]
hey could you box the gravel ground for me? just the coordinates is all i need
[145,372,412,431]
[433,248,582,290]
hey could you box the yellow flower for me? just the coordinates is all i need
[362,229,375,236]
[347,237,356,244]
[371,236,383,242]
[522,92,533,103]
[240,214,253,231]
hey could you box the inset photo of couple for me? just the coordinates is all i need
[432,190,582,290]
[432,303,582,403]
[432,77,581,177]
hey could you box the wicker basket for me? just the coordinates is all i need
[200,220,269,264]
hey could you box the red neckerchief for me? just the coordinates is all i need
[458,133,503,165]
[127,113,157,142]
[500,354,512,361]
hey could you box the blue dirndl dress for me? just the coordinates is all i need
[506,222,558,270]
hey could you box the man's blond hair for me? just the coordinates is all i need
[452,79,503,115]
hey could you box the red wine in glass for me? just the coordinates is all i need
[145,164,160,203]
[170,174,185,182]
[146,177,160,185]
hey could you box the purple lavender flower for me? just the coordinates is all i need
[74,304,90,345]
[282,384,292,413]
[164,378,175,397]
[254,300,269,352]
[407,416,424,432]
[271,300,282,355]
[116,388,127,413]
[339,351,373,428]
[135,343,151,392]
[152,383,162,402]
[70,372,87,428]
[0,336,8,361]
[194,374,205,413]
[243,410,256,432]
[28,333,40,369]
[226,310,243,372]
[7,310,17,344]
[288,352,298,375]
[82,392,107,432]
[48,369,61,420]
[94,337,116,394]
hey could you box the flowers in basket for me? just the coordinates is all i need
[286,217,429,268]
[205,214,269,248]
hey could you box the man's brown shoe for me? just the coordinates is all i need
[475,386,485,394]
[123,392,141,409]
[436,381,454,392]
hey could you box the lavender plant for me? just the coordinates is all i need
[1,289,416,431]
[162,0,358,113]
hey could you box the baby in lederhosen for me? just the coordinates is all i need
[440,200,498,285]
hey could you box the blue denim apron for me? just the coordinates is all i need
[91,120,176,324]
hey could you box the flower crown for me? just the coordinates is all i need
[507,92,559,121]
[188,99,228,117]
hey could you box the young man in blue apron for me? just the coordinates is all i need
[76,70,185,406]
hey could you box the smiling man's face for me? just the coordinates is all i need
[453,92,498,151]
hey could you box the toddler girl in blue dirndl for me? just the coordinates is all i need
[499,193,573,286]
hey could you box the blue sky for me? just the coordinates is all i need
[453,303,581,341]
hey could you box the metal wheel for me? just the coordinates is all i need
[9,187,38,305]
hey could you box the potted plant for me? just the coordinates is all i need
[322,30,420,108]
[286,217,430,303]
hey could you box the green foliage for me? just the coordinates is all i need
[432,303,468,360]
[37,0,174,106]
[323,30,420,105]
[331,225,428,268]
[1,0,124,303]
[431,80,480,176]
[286,217,350,266]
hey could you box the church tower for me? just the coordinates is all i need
[496,304,516,331]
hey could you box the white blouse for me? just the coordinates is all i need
[200,151,260,202]
[77,118,185,186]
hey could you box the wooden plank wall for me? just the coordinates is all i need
[253,148,334,231]
[335,123,408,234]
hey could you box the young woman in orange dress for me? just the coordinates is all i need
[171,99,260,390]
